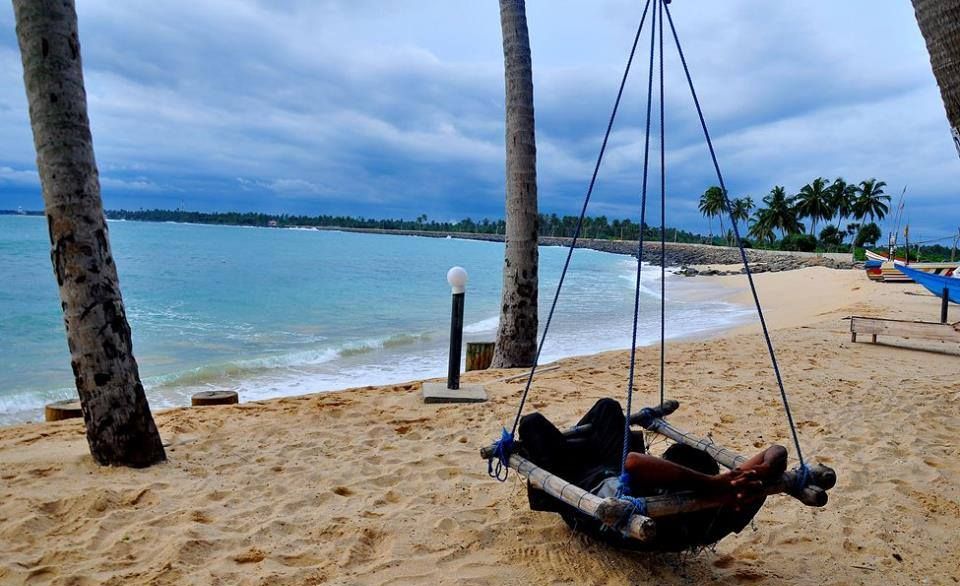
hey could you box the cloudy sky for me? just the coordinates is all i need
[0,1,958,238]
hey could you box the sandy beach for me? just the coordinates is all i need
[1,266,958,585]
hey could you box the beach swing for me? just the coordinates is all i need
[480,0,836,550]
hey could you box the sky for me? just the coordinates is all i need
[0,1,958,239]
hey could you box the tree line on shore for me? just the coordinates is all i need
[40,202,938,261]
[102,208,712,243]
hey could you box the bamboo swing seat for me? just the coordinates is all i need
[480,401,836,546]
[483,0,838,553]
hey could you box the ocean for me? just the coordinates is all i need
[0,215,752,425]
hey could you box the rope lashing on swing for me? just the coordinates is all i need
[615,496,649,534]
[487,428,514,481]
[791,463,813,493]
[486,0,653,481]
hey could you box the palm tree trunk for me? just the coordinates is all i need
[13,0,165,467]
[492,0,539,368]
[912,0,960,159]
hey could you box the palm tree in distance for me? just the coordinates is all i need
[762,186,803,238]
[730,197,754,239]
[794,177,833,235]
[853,179,891,223]
[698,186,727,242]
[748,208,777,244]
[830,177,858,244]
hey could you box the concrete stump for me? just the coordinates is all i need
[191,390,239,406]
[45,399,82,422]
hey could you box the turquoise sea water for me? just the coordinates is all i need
[0,215,751,424]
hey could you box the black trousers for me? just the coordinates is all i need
[518,398,644,540]
[518,397,639,492]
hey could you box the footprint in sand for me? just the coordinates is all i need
[340,527,391,569]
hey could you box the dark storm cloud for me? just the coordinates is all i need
[0,1,956,235]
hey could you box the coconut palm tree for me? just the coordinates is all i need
[12,0,165,467]
[748,208,777,244]
[912,0,960,157]
[730,197,754,238]
[853,179,891,223]
[492,0,539,368]
[762,186,803,237]
[830,177,858,243]
[698,186,726,242]
[794,177,833,235]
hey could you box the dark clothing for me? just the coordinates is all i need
[518,398,764,551]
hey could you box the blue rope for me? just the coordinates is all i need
[791,463,812,493]
[615,496,648,533]
[492,0,653,450]
[657,0,667,409]
[663,2,806,467]
[487,428,514,482]
[616,471,633,497]
[618,0,659,497]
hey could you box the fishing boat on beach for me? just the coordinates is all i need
[863,250,957,283]
[878,261,956,283]
[897,264,960,303]
[863,259,884,281]
[865,250,903,262]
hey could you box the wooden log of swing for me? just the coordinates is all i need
[490,450,827,537]
[506,452,657,542]
[640,415,835,506]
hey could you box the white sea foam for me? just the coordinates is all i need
[0,221,757,425]
[463,315,499,334]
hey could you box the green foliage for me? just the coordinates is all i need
[698,186,728,237]
[104,209,718,244]
[780,233,818,252]
[760,186,803,237]
[818,225,843,249]
[854,222,882,247]
[853,179,890,222]
[794,177,833,235]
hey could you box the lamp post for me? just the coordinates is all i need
[421,266,486,403]
[446,266,468,390]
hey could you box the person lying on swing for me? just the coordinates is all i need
[518,398,787,550]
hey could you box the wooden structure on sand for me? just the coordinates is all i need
[849,316,960,346]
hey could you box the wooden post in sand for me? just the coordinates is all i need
[942,288,950,324]
[466,342,495,371]
[45,399,83,422]
[191,390,239,406]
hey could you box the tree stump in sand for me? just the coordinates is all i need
[45,399,83,422]
[466,342,495,371]
[191,390,239,407]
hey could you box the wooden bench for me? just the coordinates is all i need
[849,316,960,344]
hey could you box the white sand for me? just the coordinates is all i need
[1,266,958,585]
